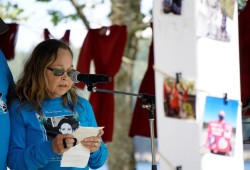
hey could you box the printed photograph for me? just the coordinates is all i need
[163,73,196,120]
[37,115,79,139]
[197,0,236,42]
[162,0,182,15]
[201,96,238,156]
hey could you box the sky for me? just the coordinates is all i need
[2,0,111,51]
[2,0,153,52]
[3,0,152,83]
[203,96,239,128]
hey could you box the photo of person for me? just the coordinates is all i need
[57,117,79,134]
[58,120,73,134]
[37,115,80,139]
[197,0,235,42]
[201,96,238,156]
[163,73,196,120]
[162,0,182,15]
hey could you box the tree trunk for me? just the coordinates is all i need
[106,64,136,170]
[106,1,145,170]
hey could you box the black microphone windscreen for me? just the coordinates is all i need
[71,71,112,84]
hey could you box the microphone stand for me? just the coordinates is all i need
[86,84,157,170]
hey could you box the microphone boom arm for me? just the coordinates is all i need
[92,86,139,97]
[89,85,157,170]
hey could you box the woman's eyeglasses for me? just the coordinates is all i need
[47,67,75,77]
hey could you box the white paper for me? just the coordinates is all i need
[60,126,104,168]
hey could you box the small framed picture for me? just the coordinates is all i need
[163,74,196,120]
[162,0,182,15]
[201,96,238,156]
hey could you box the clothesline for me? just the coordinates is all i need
[154,66,242,107]
[122,56,148,66]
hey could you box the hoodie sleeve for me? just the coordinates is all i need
[0,50,13,170]
[7,102,61,170]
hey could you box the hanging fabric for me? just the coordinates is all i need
[129,35,157,138]
[0,23,19,60]
[0,18,9,34]
[239,1,250,116]
[44,28,70,45]
[76,25,127,142]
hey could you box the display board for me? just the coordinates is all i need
[153,0,244,170]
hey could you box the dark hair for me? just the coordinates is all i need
[57,117,79,131]
[14,39,77,111]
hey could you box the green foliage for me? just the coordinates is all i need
[35,0,107,27]
[0,2,27,21]
[238,0,248,12]
[48,10,79,25]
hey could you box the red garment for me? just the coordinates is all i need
[44,28,70,45]
[169,84,180,111]
[206,120,232,154]
[0,23,19,60]
[239,1,250,116]
[76,25,127,142]
[129,39,157,138]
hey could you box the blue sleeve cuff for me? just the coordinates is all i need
[88,142,108,169]
[89,148,101,158]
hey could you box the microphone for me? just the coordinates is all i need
[71,71,112,84]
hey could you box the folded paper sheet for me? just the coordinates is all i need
[61,126,104,168]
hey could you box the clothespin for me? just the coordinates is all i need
[176,72,182,84]
[176,165,182,170]
[99,26,110,36]
[224,93,228,104]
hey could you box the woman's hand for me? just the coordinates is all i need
[51,134,77,154]
[81,129,104,153]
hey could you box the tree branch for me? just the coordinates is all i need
[69,0,90,30]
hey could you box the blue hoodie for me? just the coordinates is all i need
[8,97,108,170]
[0,50,14,170]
